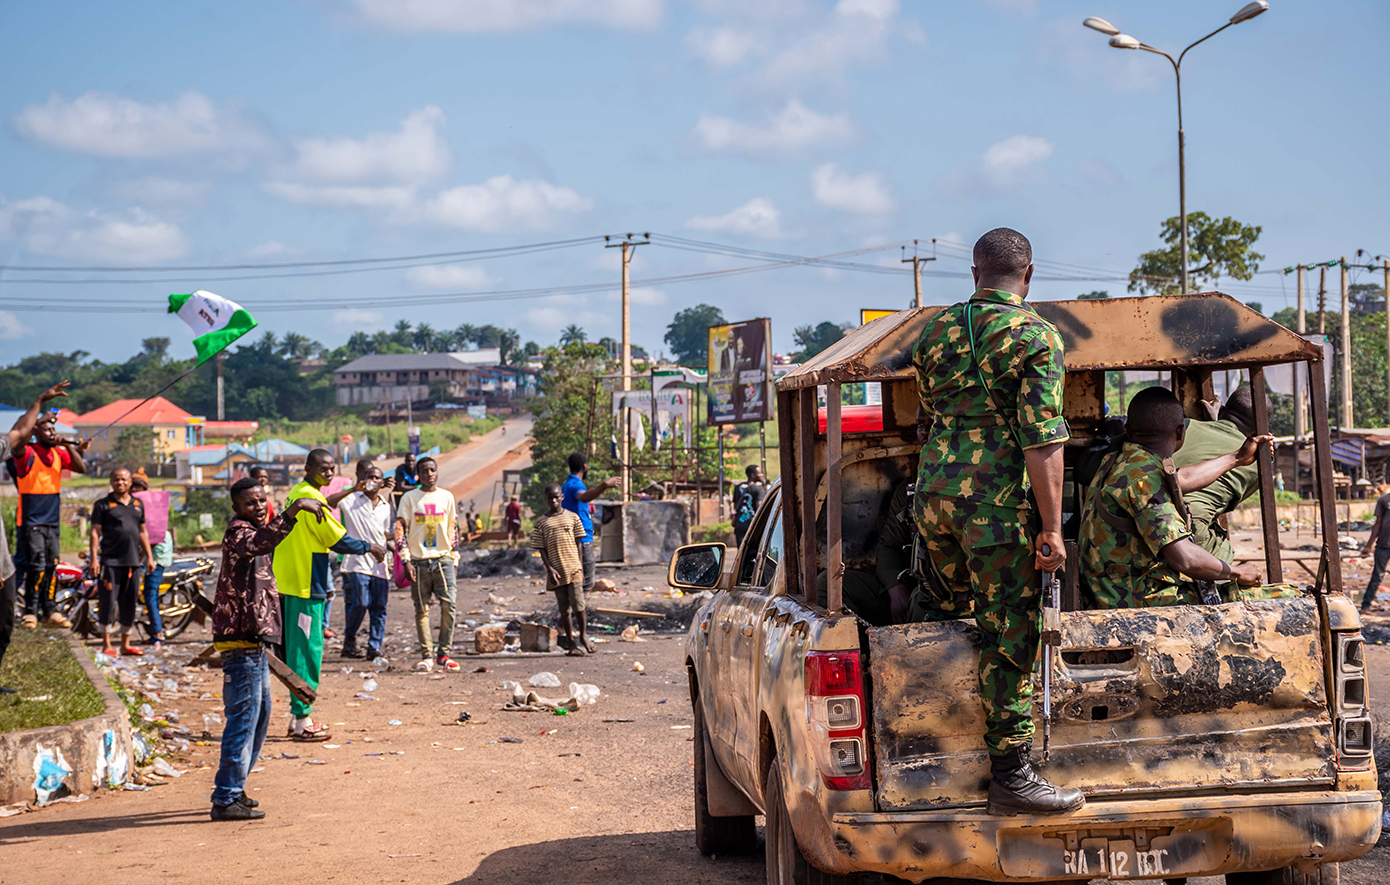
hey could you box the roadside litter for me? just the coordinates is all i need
[528,671,562,688]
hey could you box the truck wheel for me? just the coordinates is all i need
[1227,863,1339,885]
[693,692,756,855]
[765,752,861,885]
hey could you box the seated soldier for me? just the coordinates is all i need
[1080,386,1263,608]
[1173,385,1264,561]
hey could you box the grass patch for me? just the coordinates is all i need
[692,521,733,545]
[0,629,105,732]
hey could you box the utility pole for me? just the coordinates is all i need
[900,240,937,308]
[605,233,649,502]
[216,352,226,421]
[1384,258,1389,421]
[1294,265,1306,442]
[1341,257,1352,428]
[1318,266,1327,335]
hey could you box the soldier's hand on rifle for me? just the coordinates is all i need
[1234,434,1274,467]
[1232,563,1262,587]
[1034,532,1065,572]
[887,583,912,623]
[38,380,71,404]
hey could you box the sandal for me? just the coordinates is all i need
[435,655,460,672]
[290,729,332,742]
[121,646,145,656]
[566,647,587,657]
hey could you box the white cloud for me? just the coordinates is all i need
[262,181,416,209]
[290,106,451,184]
[0,193,188,263]
[350,0,661,33]
[755,0,899,88]
[330,308,386,334]
[406,264,495,290]
[109,177,212,206]
[686,27,760,66]
[980,135,1054,185]
[685,197,783,238]
[0,311,33,340]
[418,175,589,231]
[810,163,892,214]
[695,100,851,156]
[14,91,268,159]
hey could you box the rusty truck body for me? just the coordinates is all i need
[674,293,1381,884]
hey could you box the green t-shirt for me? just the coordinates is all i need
[1171,419,1257,561]
[272,481,347,599]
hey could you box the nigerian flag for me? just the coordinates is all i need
[167,290,258,365]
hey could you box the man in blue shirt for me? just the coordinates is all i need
[561,453,619,613]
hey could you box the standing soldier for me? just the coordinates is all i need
[910,228,1083,816]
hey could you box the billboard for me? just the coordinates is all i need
[707,318,772,424]
[860,308,897,325]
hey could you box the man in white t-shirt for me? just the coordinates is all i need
[339,459,395,659]
[396,456,459,672]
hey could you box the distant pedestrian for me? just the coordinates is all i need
[14,407,89,629]
[273,449,385,742]
[531,483,590,655]
[467,509,481,540]
[250,466,277,522]
[505,496,523,545]
[338,459,394,659]
[130,472,174,649]
[392,453,419,513]
[731,465,767,547]
[397,456,460,673]
[210,477,325,821]
[561,453,619,611]
[89,467,155,657]
[0,381,74,693]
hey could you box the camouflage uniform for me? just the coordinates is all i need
[1079,442,1203,609]
[910,288,1068,756]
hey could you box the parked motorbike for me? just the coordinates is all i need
[51,557,214,640]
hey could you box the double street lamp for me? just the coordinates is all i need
[1083,2,1269,295]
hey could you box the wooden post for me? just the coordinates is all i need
[1340,258,1353,428]
[1308,359,1343,594]
[826,382,842,613]
[798,388,818,604]
[1250,368,1283,584]
[778,389,800,598]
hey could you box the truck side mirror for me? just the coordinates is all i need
[669,543,726,590]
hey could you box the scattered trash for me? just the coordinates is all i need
[387,853,422,858]
[499,736,524,743]
[568,683,600,706]
[671,725,692,730]
[633,662,645,673]
[391,750,405,755]
[138,703,155,720]
[355,692,378,701]
[323,744,342,749]
[150,758,183,779]
[32,746,72,806]
[164,711,181,724]
[364,752,383,757]
[602,718,636,723]
[279,752,300,760]
[457,711,472,723]
[388,719,403,726]
[203,712,223,733]
[22,695,52,702]
[131,733,152,764]
[362,678,378,693]
[487,592,516,605]
[472,666,490,673]
[619,625,645,643]
[529,671,562,688]
[305,759,328,765]
[372,656,390,668]
[122,783,151,792]
[552,708,569,716]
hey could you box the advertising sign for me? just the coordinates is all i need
[466,404,488,420]
[707,318,772,424]
[860,308,897,325]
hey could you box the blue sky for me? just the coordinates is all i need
[1,0,1386,363]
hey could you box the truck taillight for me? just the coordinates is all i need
[806,651,870,791]
[1334,632,1374,762]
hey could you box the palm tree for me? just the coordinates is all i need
[498,328,521,365]
[278,332,312,359]
[413,323,437,352]
[453,323,478,350]
[392,319,413,347]
[560,325,587,345]
[475,324,502,348]
[346,331,374,356]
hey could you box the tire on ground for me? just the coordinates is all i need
[764,751,861,885]
[692,689,757,856]
[1227,862,1340,885]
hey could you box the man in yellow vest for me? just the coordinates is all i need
[272,448,385,741]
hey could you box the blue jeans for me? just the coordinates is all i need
[142,565,166,638]
[213,647,271,806]
[1362,546,1390,609]
[342,571,389,655]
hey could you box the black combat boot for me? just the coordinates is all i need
[986,744,1086,816]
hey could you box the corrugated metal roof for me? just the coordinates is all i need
[334,350,502,373]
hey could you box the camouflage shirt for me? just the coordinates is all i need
[913,288,1069,509]
[1080,442,1199,609]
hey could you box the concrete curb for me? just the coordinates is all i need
[0,632,134,806]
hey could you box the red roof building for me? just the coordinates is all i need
[72,396,205,461]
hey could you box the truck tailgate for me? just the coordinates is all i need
[867,598,1333,810]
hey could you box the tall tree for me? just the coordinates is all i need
[1129,212,1264,295]
[498,328,521,365]
[792,321,847,361]
[391,319,413,347]
[664,304,725,367]
[453,323,478,349]
[1077,290,1110,300]
[560,325,587,345]
[524,342,615,514]
[474,325,502,348]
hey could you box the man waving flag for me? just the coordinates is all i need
[168,290,258,365]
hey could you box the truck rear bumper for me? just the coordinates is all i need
[828,789,1382,883]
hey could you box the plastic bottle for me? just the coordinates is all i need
[568,683,600,705]
[372,656,390,668]
[362,678,378,693]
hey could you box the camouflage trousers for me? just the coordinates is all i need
[909,495,1039,756]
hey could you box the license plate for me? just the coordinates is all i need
[998,822,1229,879]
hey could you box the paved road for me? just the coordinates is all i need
[377,415,534,517]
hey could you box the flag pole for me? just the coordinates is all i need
[78,361,204,445]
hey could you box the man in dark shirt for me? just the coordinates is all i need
[393,453,419,512]
[732,465,767,547]
[1360,485,1390,612]
[89,467,154,656]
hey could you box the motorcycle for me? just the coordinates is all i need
[51,557,214,641]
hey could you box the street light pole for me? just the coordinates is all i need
[1084,2,1268,295]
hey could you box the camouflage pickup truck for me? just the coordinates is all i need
[673,294,1380,884]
